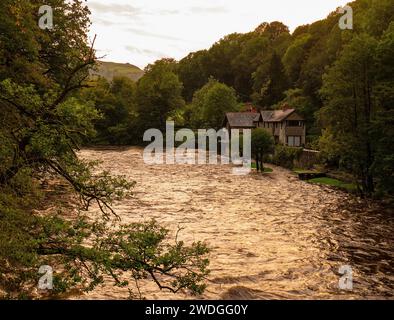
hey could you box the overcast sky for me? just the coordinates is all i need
[86,0,350,69]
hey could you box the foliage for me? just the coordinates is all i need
[0,0,209,299]
[251,129,275,172]
[252,52,289,107]
[274,88,317,134]
[319,29,393,195]
[270,145,303,169]
[136,59,185,132]
[82,0,393,197]
[188,78,240,129]
[80,76,138,144]
[308,177,357,192]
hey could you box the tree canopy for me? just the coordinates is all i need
[0,0,208,299]
[187,78,240,129]
[82,0,393,197]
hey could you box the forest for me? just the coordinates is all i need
[85,0,394,197]
[0,0,393,299]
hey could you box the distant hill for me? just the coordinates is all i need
[92,61,144,82]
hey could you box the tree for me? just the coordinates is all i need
[231,34,270,100]
[251,129,275,172]
[80,76,138,144]
[252,52,289,108]
[189,78,240,129]
[255,21,290,40]
[283,34,312,85]
[0,1,209,299]
[371,22,394,195]
[319,34,380,195]
[136,59,185,132]
[177,50,209,102]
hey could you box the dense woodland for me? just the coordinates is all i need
[85,0,393,196]
[0,0,393,299]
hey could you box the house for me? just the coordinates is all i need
[259,108,306,147]
[223,107,306,147]
[223,112,262,133]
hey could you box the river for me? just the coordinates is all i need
[77,147,393,300]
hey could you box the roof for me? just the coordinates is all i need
[224,112,262,128]
[261,109,299,122]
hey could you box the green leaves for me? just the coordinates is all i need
[136,59,185,132]
[250,128,275,172]
[0,1,210,300]
[319,29,394,195]
[188,78,240,129]
[91,220,210,295]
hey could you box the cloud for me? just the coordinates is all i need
[91,17,117,26]
[189,5,228,14]
[125,45,167,58]
[156,9,181,15]
[88,2,142,18]
[126,27,183,41]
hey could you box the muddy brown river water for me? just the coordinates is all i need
[78,147,393,300]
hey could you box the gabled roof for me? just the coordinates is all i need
[224,112,262,128]
[261,109,300,122]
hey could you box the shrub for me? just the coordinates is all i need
[270,145,303,169]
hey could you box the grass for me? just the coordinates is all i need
[293,168,318,174]
[251,163,273,173]
[308,177,357,192]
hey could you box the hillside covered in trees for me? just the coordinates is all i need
[87,0,393,196]
[0,0,393,300]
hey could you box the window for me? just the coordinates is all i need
[287,120,302,127]
[287,136,301,147]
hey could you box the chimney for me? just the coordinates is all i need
[244,102,258,113]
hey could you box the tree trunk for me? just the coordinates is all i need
[260,152,264,172]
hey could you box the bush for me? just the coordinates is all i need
[270,145,303,169]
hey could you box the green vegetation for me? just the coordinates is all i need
[270,145,303,169]
[136,59,185,133]
[0,0,209,299]
[252,162,274,173]
[185,78,241,129]
[293,168,319,175]
[1,0,393,300]
[77,0,393,198]
[80,76,138,144]
[251,163,273,173]
[319,24,394,195]
[308,177,357,192]
[251,128,275,172]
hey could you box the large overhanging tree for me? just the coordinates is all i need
[0,0,209,299]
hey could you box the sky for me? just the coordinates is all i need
[86,0,350,69]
